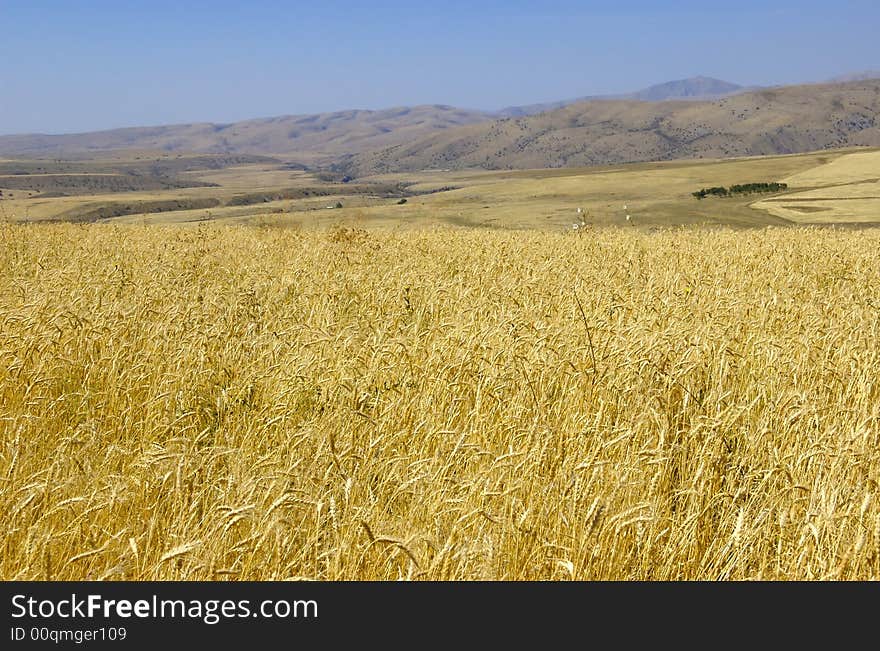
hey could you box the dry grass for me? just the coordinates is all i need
[4,147,877,229]
[750,150,880,224]
[782,150,880,188]
[0,147,851,228]
[1,223,879,580]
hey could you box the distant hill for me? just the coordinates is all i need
[342,80,880,175]
[0,105,492,165]
[631,76,743,101]
[0,76,748,160]
[497,76,744,117]
[3,77,878,176]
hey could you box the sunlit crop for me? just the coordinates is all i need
[2,223,878,579]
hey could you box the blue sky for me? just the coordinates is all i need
[1,1,877,134]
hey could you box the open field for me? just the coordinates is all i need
[0,156,407,224]
[751,150,880,223]
[2,224,879,580]
[2,147,878,228]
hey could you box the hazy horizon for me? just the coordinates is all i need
[2,0,878,136]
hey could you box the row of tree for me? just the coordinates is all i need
[692,182,788,200]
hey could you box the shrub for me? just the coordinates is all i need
[693,182,788,199]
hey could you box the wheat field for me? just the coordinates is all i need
[751,150,880,224]
[1,222,879,580]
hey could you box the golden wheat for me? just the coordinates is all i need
[1,222,879,580]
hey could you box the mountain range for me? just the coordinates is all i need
[1,74,878,174]
[0,105,489,166]
[342,79,880,175]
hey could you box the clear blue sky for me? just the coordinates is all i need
[1,0,877,134]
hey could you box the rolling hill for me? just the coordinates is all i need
[0,76,741,161]
[3,77,878,176]
[0,105,492,166]
[342,80,880,175]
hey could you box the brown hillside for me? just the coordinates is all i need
[0,105,491,166]
[345,80,880,175]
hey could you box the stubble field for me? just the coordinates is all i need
[1,223,879,579]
